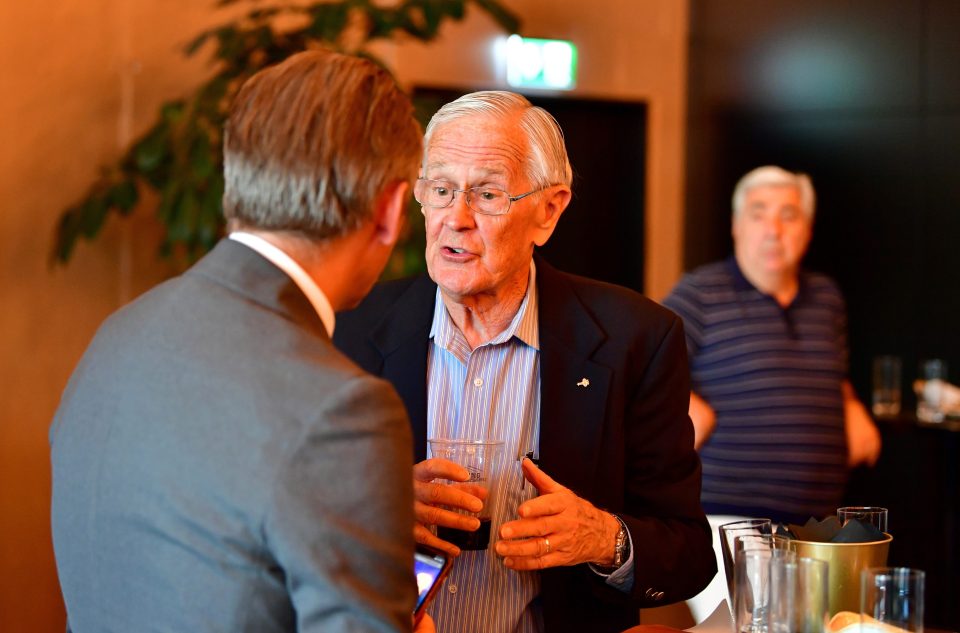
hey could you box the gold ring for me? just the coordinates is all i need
[543,537,551,554]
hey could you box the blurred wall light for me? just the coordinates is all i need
[505,34,577,90]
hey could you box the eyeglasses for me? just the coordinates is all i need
[414,178,540,216]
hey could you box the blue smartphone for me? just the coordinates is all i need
[414,544,451,623]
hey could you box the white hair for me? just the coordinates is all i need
[422,90,573,188]
[732,166,815,219]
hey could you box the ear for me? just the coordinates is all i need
[371,180,410,247]
[532,185,572,247]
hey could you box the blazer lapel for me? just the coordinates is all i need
[367,275,437,461]
[535,258,612,494]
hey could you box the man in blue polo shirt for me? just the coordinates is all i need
[663,165,881,524]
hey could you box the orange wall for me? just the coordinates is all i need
[0,1,688,630]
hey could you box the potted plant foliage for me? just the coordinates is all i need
[53,0,518,277]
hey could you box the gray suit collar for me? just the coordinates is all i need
[188,239,329,341]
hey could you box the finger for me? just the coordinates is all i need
[498,516,552,540]
[494,534,556,558]
[414,480,484,513]
[502,552,558,571]
[415,500,481,531]
[415,523,461,558]
[414,458,469,483]
[413,613,436,633]
[451,482,488,502]
[517,491,572,520]
[521,458,567,495]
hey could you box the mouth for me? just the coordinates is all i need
[442,246,473,256]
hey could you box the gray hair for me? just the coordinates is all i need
[732,166,815,219]
[223,50,422,239]
[423,91,572,189]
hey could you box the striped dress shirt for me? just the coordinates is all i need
[424,264,544,633]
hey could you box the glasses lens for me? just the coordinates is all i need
[416,180,453,207]
[467,187,508,215]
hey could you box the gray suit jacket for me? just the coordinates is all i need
[51,240,416,633]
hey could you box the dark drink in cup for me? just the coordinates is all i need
[438,518,492,551]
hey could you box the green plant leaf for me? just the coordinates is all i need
[111,179,139,215]
[52,206,83,263]
[134,128,169,174]
[308,2,349,42]
[189,134,216,182]
[471,0,519,33]
[53,0,521,265]
[79,196,109,238]
[185,29,214,56]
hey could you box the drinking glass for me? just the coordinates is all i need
[735,548,797,633]
[427,438,505,550]
[860,567,924,633]
[720,519,773,603]
[871,356,902,417]
[768,557,829,633]
[735,534,795,558]
[917,359,949,423]
[837,507,888,534]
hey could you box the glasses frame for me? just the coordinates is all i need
[414,178,541,216]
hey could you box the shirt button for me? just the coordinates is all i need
[448,583,457,594]
[473,378,483,387]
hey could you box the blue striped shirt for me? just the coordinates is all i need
[424,264,543,633]
[662,258,849,524]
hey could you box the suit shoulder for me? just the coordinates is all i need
[557,270,681,331]
[337,276,422,328]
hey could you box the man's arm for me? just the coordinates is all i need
[842,380,881,467]
[267,374,417,632]
[614,314,716,603]
[688,391,716,450]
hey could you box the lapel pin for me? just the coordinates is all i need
[576,378,590,388]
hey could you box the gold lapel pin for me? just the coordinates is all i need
[577,378,590,388]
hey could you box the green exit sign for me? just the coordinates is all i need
[506,35,577,90]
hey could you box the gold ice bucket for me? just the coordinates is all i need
[793,534,892,616]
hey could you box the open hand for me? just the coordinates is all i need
[494,458,619,570]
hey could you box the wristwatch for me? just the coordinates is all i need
[611,514,630,569]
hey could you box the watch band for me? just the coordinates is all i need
[612,514,629,568]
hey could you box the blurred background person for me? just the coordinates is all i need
[50,50,433,633]
[663,165,881,524]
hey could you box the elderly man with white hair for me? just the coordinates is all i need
[335,91,715,633]
[663,165,881,525]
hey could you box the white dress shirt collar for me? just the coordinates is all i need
[228,232,335,337]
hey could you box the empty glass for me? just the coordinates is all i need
[735,534,796,558]
[734,547,798,633]
[871,356,902,417]
[837,507,888,534]
[917,359,949,423]
[720,518,773,603]
[768,557,829,633]
[860,567,925,633]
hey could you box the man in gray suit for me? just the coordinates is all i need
[50,50,431,632]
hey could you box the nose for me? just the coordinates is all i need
[763,214,782,237]
[441,190,476,230]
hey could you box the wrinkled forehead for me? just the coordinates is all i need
[423,114,530,179]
